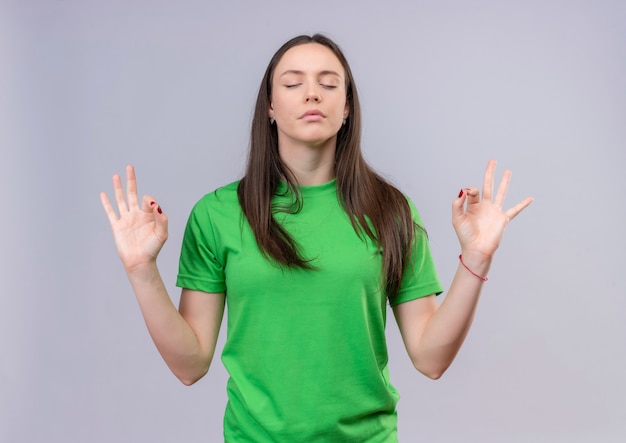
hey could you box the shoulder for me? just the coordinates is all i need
[402,194,426,227]
[189,180,242,220]
[194,180,240,206]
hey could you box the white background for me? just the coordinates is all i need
[1,0,625,441]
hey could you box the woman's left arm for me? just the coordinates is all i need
[393,160,533,379]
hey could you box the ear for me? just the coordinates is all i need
[343,101,349,118]
[268,102,274,118]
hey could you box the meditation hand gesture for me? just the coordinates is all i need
[452,160,533,260]
[100,165,168,272]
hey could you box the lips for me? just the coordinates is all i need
[299,109,326,119]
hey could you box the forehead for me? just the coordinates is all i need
[274,43,345,77]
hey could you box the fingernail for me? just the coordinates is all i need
[458,189,464,198]
[150,201,155,206]
[157,206,162,214]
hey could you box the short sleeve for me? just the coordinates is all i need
[176,196,227,293]
[390,198,443,305]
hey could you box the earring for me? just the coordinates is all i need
[270,117,275,125]
[342,117,347,125]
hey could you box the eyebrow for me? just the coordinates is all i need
[279,69,342,78]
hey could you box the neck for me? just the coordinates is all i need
[278,137,336,186]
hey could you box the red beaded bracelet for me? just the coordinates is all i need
[459,254,488,281]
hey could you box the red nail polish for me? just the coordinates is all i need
[150,201,155,206]
[157,206,162,214]
[458,189,464,198]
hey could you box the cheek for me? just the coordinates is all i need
[335,100,349,118]
[271,96,291,116]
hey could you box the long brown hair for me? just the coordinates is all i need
[237,34,419,301]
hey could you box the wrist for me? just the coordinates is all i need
[125,260,159,281]
[458,251,491,281]
[459,249,492,264]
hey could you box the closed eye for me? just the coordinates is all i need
[320,84,338,89]
[284,84,301,88]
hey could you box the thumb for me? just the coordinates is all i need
[142,195,169,241]
[451,188,468,224]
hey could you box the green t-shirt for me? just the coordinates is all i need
[177,179,442,442]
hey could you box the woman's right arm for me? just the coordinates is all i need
[100,165,224,385]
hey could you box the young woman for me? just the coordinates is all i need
[100,34,533,442]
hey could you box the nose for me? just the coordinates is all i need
[305,84,321,103]
[305,93,321,103]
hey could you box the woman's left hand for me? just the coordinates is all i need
[452,159,533,259]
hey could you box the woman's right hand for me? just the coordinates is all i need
[100,165,168,272]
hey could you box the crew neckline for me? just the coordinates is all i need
[276,179,337,197]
